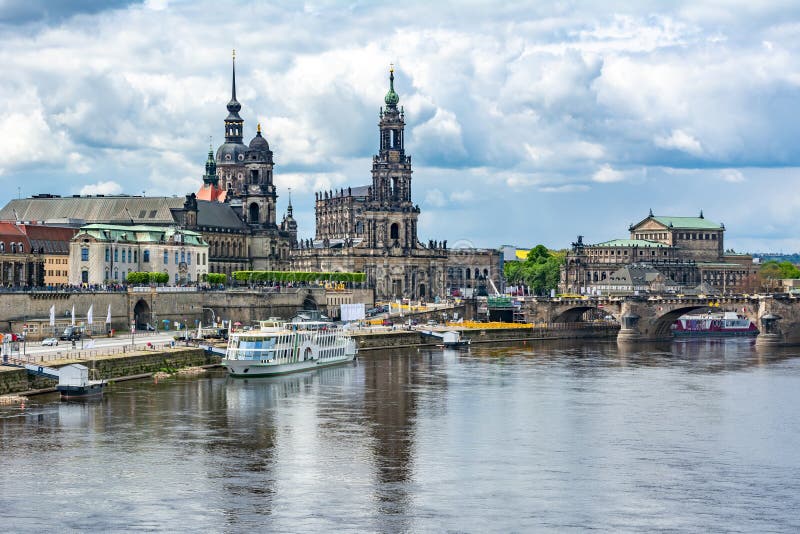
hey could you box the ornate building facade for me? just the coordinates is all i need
[195,53,296,271]
[0,61,499,298]
[560,212,758,294]
[293,69,501,300]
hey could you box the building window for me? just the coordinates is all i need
[105,248,110,262]
[143,250,150,263]
[81,270,89,283]
[187,252,191,265]
[180,251,185,263]
[175,251,179,264]
[164,250,169,264]
[81,248,89,261]
[134,250,138,263]
[114,249,119,262]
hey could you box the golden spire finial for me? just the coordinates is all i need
[389,62,394,73]
[257,122,261,133]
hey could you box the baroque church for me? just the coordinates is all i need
[0,56,501,300]
[292,68,501,299]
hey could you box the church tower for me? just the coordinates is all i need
[215,51,249,197]
[364,67,420,250]
[243,123,278,228]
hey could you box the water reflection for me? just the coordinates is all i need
[1,340,799,531]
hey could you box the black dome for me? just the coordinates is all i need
[249,130,269,151]
[216,142,248,163]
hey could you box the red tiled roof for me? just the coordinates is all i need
[0,222,31,253]
[19,224,77,254]
[197,184,227,202]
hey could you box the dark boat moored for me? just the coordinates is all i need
[56,364,106,400]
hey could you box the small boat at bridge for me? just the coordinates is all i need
[672,311,758,337]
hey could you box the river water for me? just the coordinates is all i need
[2,339,800,532]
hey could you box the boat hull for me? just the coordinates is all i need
[223,353,356,377]
[57,383,105,399]
[673,330,758,338]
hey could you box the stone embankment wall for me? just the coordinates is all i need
[0,347,220,395]
[353,324,618,351]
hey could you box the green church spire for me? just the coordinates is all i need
[384,65,399,108]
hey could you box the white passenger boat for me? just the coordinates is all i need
[222,318,357,377]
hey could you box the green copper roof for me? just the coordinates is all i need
[384,69,399,107]
[593,239,669,248]
[651,216,722,230]
[78,223,207,246]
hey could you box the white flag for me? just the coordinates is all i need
[49,305,55,326]
[71,305,75,326]
[105,304,111,324]
[87,304,93,325]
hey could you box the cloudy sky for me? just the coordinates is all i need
[0,0,799,252]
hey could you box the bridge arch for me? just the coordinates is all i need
[134,299,151,330]
[302,293,318,310]
[552,305,619,324]
[651,304,757,338]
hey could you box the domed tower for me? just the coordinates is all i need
[215,51,249,198]
[364,67,419,250]
[243,123,277,227]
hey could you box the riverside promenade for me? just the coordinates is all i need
[0,321,618,397]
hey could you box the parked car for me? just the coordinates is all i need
[60,326,83,341]
[42,337,59,346]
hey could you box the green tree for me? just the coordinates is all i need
[504,246,565,295]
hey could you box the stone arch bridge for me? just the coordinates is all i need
[520,295,800,345]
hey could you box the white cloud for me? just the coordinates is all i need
[655,129,704,156]
[79,180,122,195]
[449,190,474,203]
[424,189,446,207]
[592,164,625,183]
[539,184,590,193]
[719,169,745,183]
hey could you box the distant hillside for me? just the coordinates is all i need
[753,253,800,264]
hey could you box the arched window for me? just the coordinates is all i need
[0,242,4,252]
[249,203,260,224]
[187,252,191,265]
[390,223,399,240]
[175,251,179,264]
[180,251,185,263]
[164,250,169,264]
[105,248,110,262]
[11,243,17,253]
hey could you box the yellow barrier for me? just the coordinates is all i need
[447,321,533,329]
